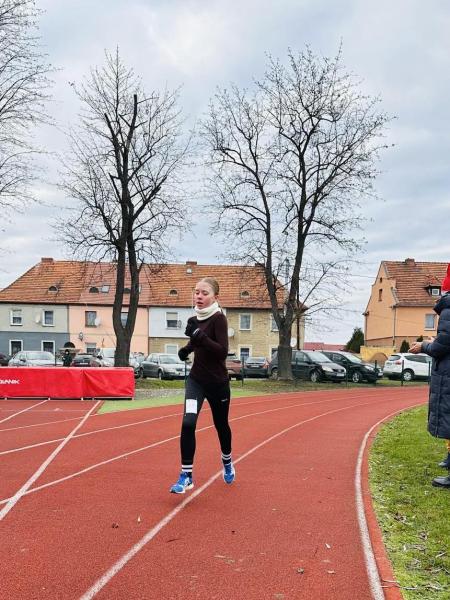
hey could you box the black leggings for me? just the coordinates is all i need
[180,376,232,470]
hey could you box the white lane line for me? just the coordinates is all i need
[0,391,380,455]
[79,400,377,600]
[355,402,425,600]
[0,394,362,506]
[0,400,47,424]
[0,401,100,522]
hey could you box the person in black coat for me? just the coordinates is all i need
[410,264,450,487]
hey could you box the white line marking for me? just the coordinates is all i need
[79,401,377,599]
[355,402,425,600]
[0,400,47,424]
[0,401,100,522]
[0,395,359,506]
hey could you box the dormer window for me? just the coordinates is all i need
[240,290,250,298]
[101,285,110,293]
[169,289,178,296]
[426,285,441,297]
[89,286,99,293]
[48,285,58,292]
[124,287,131,294]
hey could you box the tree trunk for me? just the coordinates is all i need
[277,325,293,380]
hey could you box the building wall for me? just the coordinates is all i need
[0,303,69,355]
[68,305,149,354]
[366,306,438,348]
[365,267,397,342]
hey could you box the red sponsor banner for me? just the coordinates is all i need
[82,367,135,398]
[0,367,134,399]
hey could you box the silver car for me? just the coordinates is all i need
[9,351,61,367]
[141,353,190,380]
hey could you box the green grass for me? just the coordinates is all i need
[98,377,428,414]
[370,406,450,598]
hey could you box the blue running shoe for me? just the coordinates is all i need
[223,462,235,484]
[170,472,193,494]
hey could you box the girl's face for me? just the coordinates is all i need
[194,281,217,309]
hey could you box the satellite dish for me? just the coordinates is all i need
[290,337,297,348]
[227,327,235,338]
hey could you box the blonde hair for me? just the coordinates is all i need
[199,277,220,296]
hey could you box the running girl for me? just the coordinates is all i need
[170,277,235,493]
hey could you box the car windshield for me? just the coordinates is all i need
[160,355,182,364]
[340,352,362,364]
[101,349,116,358]
[387,355,400,361]
[26,352,53,360]
[246,357,265,364]
[304,351,331,363]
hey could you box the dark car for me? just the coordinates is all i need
[321,351,383,383]
[71,353,103,367]
[269,350,346,383]
[243,356,269,378]
[0,352,10,366]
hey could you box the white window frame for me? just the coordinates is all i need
[85,343,97,355]
[239,313,252,331]
[85,310,97,327]
[41,340,55,354]
[166,311,179,329]
[165,344,179,354]
[42,310,54,327]
[10,309,23,326]
[270,314,279,332]
[9,339,23,355]
[431,287,441,296]
[425,313,436,330]
[239,346,252,361]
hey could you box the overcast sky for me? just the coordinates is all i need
[1,0,449,343]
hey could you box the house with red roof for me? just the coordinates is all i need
[364,258,448,348]
[0,258,298,361]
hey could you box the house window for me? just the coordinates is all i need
[239,347,251,362]
[120,311,128,327]
[48,285,59,292]
[42,341,55,354]
[43,310,54,326]
[101,285,110,293]
[425,314,436,330]
[10,309,22,325]
[89,286,99,293]
[239,314,252,330]
[86,343,97,355]
[165,344,179,355]
[378,289,383,302]
[271,347,278,357]
[270,315,279,332]
[166,312,179,329]
[85,311,97,327]
[10,340,23,355]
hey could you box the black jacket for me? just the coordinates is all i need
[422,293,450,438]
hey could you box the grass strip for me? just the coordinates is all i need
[370,405,450,598]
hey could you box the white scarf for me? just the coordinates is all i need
[194,301,221,321]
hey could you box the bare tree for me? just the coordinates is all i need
[202,47,391,379]
[0,0,52,215]
[57,50,189,366]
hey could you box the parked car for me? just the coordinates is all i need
[71,353,103,367]
[8,351,61,367]
[243,356,269,378]
[140,353,190,380]
[95,348,115,366]
[226,353,243,380]
[269,350,346,383]
[321,351,383,383]
[0,352,10,366]
[383,353,432,381]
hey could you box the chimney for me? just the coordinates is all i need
[404,258,415,266]
[185,260,197,274]
[41,257,54,263]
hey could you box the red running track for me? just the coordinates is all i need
[0,387,426,599]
